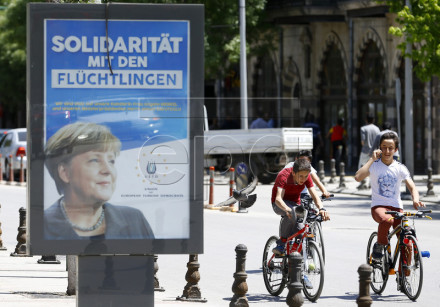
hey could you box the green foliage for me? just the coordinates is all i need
[118,0,272,78]
[0,0,272,114]
[386,0,440,81]
[0,0,36,113]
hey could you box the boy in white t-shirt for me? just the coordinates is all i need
[354,132,425,260]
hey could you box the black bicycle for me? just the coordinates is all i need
[366,209,432,301]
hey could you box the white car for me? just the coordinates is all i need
[0,128,27,181]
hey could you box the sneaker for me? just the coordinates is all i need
[303,275,313,289]
[372,242,384,262]
[272,243,285,256]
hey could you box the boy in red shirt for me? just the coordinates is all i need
[271,158,330,256]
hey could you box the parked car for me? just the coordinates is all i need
[0,129,8,135]
[0,128,27,181]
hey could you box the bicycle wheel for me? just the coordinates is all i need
[262,235,287,296]
[303,240,324,302]
[310,221,325,263]
[366,232,389,294]
[400,235,423,301]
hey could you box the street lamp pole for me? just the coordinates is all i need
[404,0,414,176]
[239,0,248,130]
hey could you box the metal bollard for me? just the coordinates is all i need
[286,252,304,307]
[318,160,325,182]
[8,155,14,184]
[19,154,25,184]
[328,159,336,184]
[358,177,368,190]
[426,167,435,196]
[0,154,3,182]
[176,254,207,302]
[10,207,31,257]
[66,255,77,295]
[230,244,249,307]
[0,204,6,250]
[209,166,215,205]
[229,167,235,197]
[154,255,165,292]
[356,264,372,307]
[38,255,61,264]
[339,162,346,188]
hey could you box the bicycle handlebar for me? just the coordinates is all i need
[322,194,334,200]
[385,210,432,219]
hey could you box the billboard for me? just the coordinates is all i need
[27,3,204,255]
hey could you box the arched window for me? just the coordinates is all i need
[321,44,346,97]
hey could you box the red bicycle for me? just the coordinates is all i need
[262,196,329,302]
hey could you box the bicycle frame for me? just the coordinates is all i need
[266,217,312,267]
[385,212,422,276]
[266,205,318,269]
[286,225,309,254]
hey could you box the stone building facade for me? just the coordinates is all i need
[246,0,439,174]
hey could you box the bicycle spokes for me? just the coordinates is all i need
[400,236,423,301]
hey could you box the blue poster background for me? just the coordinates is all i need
[45,19,188,149]
[44,19,191,239]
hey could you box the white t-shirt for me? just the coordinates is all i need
[369,159,411,209]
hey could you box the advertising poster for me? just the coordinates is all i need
[43,19,190,241]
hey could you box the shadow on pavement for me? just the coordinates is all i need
[246,269,262,275]
[245,293,285,303]
[371,293,414,303]
[319,291,357,301]
[222,293,285,303]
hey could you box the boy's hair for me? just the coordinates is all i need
[296,150,312,161]
[293,158,311,173]
[380,132,399,149]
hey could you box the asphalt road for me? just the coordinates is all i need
[0,182,439,306]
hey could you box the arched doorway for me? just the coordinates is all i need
[251,54,277,127]
[319,43,347,164]
[356,40,387,159]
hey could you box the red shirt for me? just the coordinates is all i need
[329,125,346,142]
[271,167,314,204]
